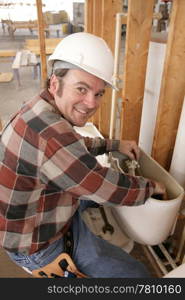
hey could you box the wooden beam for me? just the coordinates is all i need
[120,0,155,142]
[152,0,185,169]
[85,0,102,128]
[90,0,103,129]
[101,0,122,53]
[36,0,47,87]
[93,0,103,36]
[120,12,162,25]
[84,0,93,33]
[0,50,16,57]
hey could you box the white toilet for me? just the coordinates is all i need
[112,149,184,246]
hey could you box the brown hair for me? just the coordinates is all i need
[45,68,69,89]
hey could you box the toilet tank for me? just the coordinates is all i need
[112,150,185,245]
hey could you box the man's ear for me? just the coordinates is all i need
[49,74,59,95]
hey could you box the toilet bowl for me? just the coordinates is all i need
[112,150,184,245]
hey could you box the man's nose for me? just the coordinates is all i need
[83,94,97,109]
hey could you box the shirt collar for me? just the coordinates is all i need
[39,89,61,116]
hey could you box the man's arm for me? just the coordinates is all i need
[82,136,166,198]
[40,123,163,207]
[82,136,119,156]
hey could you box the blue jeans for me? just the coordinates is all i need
[7,201,151,278]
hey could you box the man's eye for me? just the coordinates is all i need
[77,87,87,94]
[95,92,104,98]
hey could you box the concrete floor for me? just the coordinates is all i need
[0,25,158,278]
[0,52,40,125]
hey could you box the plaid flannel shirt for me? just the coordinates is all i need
[0,90,155,255]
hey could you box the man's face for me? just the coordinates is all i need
[50,69,106,127]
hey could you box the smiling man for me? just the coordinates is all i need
[51,69,106,127]
[0,32,165,278]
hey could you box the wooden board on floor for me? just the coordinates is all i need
[0,72,13,82]
[0,50,16,57]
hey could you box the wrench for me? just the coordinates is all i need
[99,206,114,234]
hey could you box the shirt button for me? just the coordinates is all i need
[66,240,71,247]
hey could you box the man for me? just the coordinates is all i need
[0,32,165,278]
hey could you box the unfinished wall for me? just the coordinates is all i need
[151,0,185,170]
[85,0,122,137]
[85,0,185,175]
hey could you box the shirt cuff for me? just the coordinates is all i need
[106,139,120,152]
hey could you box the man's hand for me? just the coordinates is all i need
[152,181,168,200]
[119,140,140,161]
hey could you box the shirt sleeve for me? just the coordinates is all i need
[82,136,120,156]
[40,122,156,207]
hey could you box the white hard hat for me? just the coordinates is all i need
[48,32,115,89]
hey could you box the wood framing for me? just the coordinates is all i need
[85,0,122,137]
[91,0,103,129]
[85,0,103,132]
[92,0,103,36]
[85,0,100,128]
[120,0,155,142]
[36,0,47,87]
[152,0,185,169]
[84,0,93,33]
